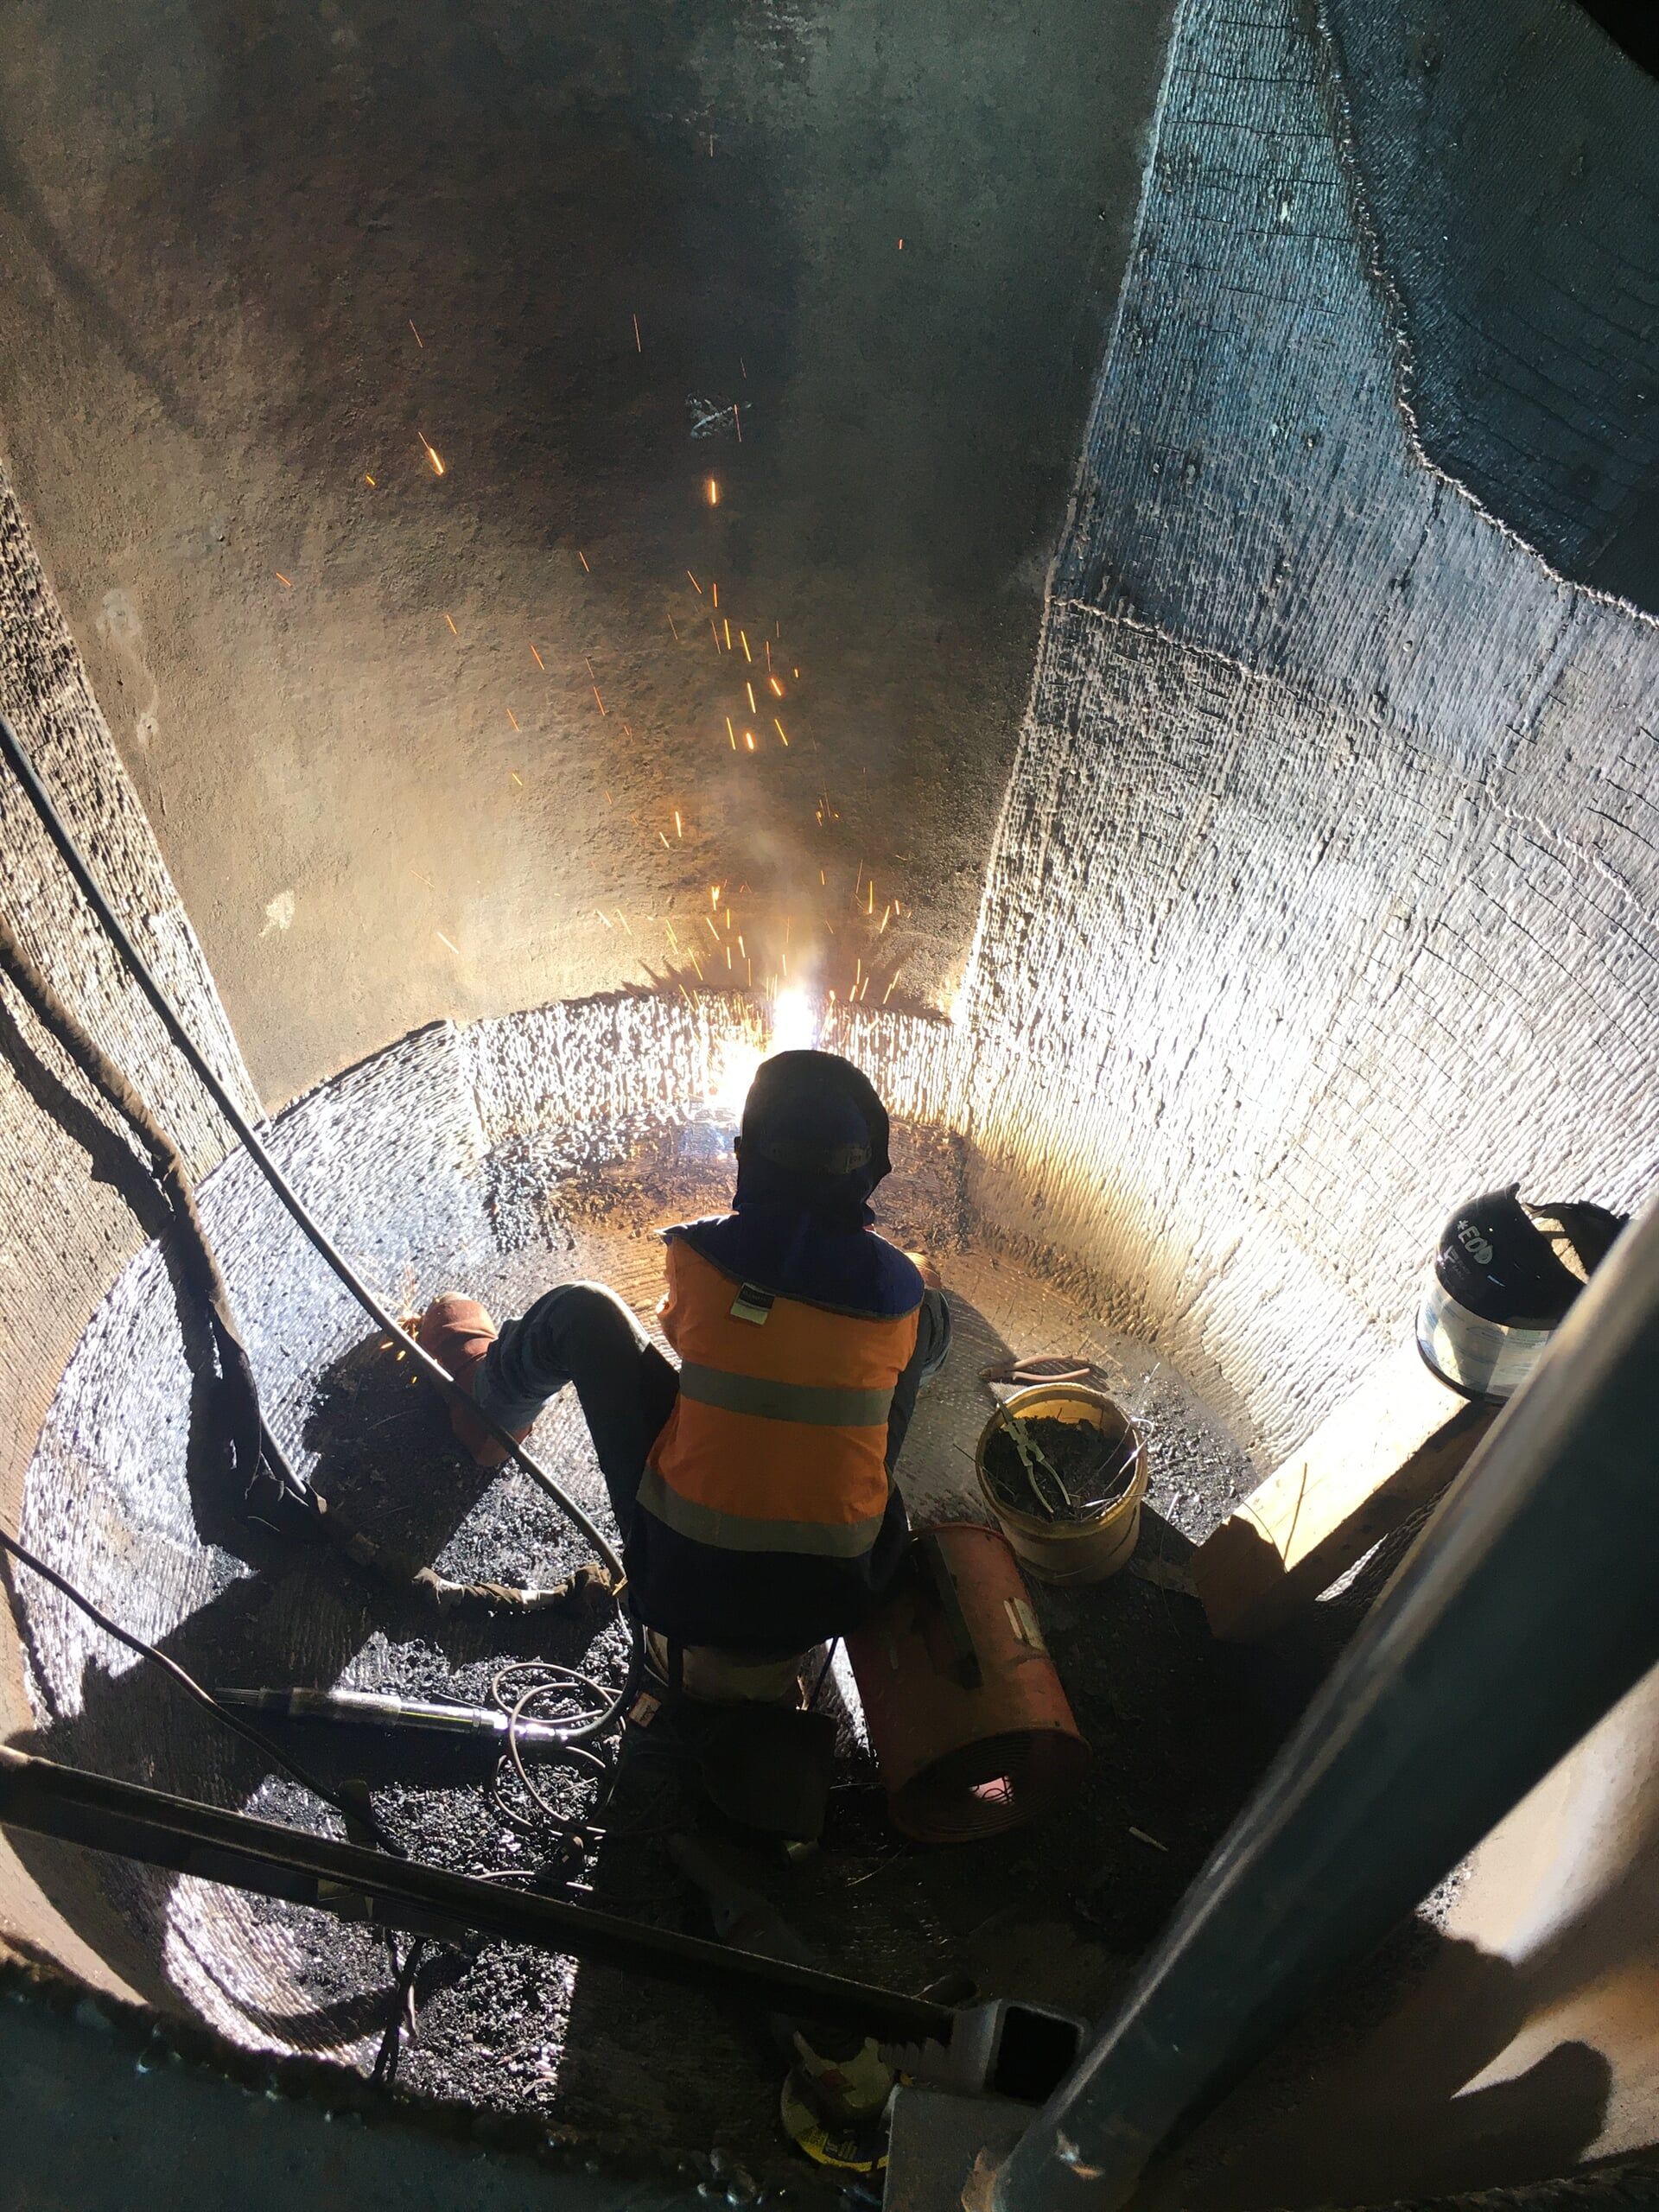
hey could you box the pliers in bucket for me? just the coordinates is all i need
[1000,1408,1072,1520]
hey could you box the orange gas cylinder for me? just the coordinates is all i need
[846,1522,1090,1842]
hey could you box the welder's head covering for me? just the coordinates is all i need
[734,1050,892,1227]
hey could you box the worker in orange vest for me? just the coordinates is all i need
[416,1050,950,1655]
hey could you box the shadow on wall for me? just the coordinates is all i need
[1325,0,1659,612]
[1150,1928,1613,2209]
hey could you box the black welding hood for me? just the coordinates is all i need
[737,1050,893,1192]
[1416,1185,1626,1402]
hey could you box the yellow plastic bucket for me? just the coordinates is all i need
[975,1383,1147,1586]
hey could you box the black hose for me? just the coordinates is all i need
[0,711,626,1739]
[0,911,311,1527]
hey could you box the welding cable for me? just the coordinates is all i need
[488,1659,619,1835]
[370,1934,426,2087]
[0,714,626,1738]
[0,1525,400,1856]
[486,1651,702,1849]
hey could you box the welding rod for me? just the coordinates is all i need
[216,1686,572,1750]
[0,1747,954,2044]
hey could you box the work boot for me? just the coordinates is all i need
[415,1294,530,1471]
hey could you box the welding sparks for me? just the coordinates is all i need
[530,643,545,671]
[744,731,756,752]
[410,320,424,347]
[705,477,720,506]
[746,682,757,713]
[510,771,524,787]
[768,676,785,696]
[444,613,458,635]
[668,613,682,642]
[688,571,703,594]
[712,582,720,608]
[595,910,614,929]
[363,474,377,487]
[505,708,519,730]
[632,312,642,353]
[674,810,683,839]
[659,831,671,848]
[723,620,733,652]
[577,550,591,573]
[710,885,721,908]
[275,572,293,588]
[774,719,790,746]
[435,931,461,956]
[418,433,446,476]
[726,716,736,748]
[740,631,752,663]
[592,685,607,715]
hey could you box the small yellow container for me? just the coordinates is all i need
[975,1383,1147,1586]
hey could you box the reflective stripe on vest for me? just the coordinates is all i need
[635,1465,887,1557]
[676,1361,894,1429]
[645,1242,921,1554]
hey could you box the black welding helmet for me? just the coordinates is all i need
[733,1050,893,1230]
[1416,1186,1626,1402]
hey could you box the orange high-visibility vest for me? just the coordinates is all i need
[639,1242,921,1558]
